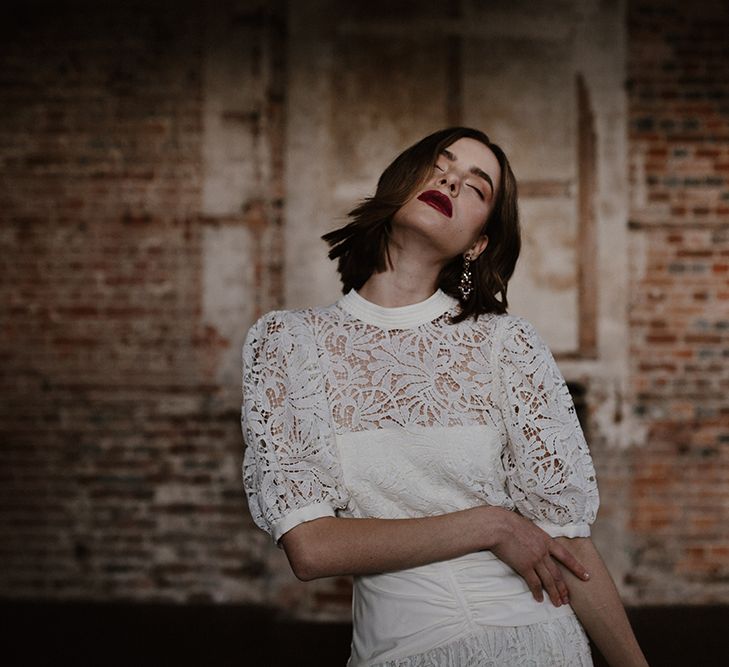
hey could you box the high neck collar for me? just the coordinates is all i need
[337,287,459,330]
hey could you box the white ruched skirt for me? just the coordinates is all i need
[346,550,593,667]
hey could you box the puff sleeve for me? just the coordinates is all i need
[241,310,350,548]
[493,315,599,538]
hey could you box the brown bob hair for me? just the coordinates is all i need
[321,126,521,323]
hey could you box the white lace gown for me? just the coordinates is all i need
[241,288,600,666]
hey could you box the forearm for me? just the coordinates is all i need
[281,505,501,581]
[554,536,649,667]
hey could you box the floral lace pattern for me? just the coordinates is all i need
[241,309,351,544]
[241,301,599,544]
[366,613,593,667]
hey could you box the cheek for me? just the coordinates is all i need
[392,200,414,225]
[460,200,488,228]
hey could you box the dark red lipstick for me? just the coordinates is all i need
[417,190,452,218]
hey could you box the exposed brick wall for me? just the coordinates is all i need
[627,0,729,602]
[2,0,728,612]
[0,0,282,602]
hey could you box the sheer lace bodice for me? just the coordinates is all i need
[241,288,599,546]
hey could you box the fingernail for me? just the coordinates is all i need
[584,572,590,580]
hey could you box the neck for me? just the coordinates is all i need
[357,240,447,307]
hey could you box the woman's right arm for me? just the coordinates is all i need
[280,505,591,610]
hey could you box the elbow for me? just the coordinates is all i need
[298,566,322,582]
[279,520,330,581]
[290,550,318,582]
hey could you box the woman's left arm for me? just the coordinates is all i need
[554,536,649,667]
[493,317,648,665]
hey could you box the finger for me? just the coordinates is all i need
[523,571,544,603]
[550,541,589,581]
[544,556,570,603]
[534,560,562,607]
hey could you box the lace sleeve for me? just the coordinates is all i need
[241,310,350,548]
[493,316,599,538]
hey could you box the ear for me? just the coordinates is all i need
[467,234,489,260]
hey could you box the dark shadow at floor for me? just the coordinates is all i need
[2,599,726,666]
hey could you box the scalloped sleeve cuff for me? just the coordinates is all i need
[533,520,592,538]
[271,501,338,547]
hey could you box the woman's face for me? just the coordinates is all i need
[392,137,501,261]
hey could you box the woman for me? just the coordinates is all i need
[241,127,648,666]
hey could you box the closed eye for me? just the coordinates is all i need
[469,185,485,200]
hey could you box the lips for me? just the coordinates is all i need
[417,190,452,218]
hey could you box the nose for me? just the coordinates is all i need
[438,171,460,195]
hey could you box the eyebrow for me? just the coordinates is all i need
[440,148,494,197]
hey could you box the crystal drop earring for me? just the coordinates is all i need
[459,254,473,300]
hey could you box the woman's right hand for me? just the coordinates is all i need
[483,506,590,607]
